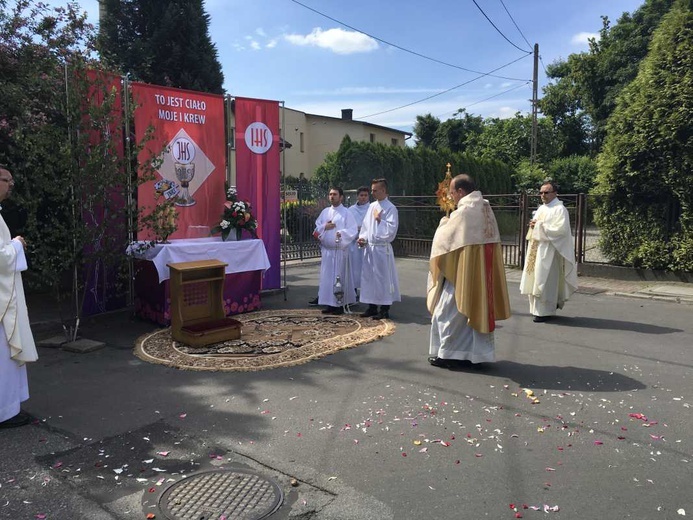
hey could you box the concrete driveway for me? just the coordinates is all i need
[1,258,691,520]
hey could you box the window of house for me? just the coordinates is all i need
[370,133,376,143]
[391,138,398,146]
[300,132,305,152]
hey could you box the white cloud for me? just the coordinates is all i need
[284,27,378,55]
[484,83,493,89]
[501,82,512,88]
[250,41,261,51]
[495,106,520,118]
[255,28,267,37]
[266,39,278,49]
[571,32,600,46]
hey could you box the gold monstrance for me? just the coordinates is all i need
[436,163,456,216]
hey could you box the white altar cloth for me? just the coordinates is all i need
[128,237,271,283]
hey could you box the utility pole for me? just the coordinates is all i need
[530,43,539,165]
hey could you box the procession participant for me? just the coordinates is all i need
[348,186,370,299]
[357,178,400,320]
[313,187,358,315]
[520,180,578,322]
[427,174,511,367]
[0,165,37,428]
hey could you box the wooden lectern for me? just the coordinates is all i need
[168,259,241,347]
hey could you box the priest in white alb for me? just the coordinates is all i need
[358,178,400,320]
[520,180,578,322]
[314,187,358,315]
[427,174,511,367]
[0,165,37,429]
[347,186,370,298]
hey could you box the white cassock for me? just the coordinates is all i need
[429,280,495,364]
[348,202,370,289]
[519,197,578,317]
[315,204,358,307]
[358,198,401,306]
[0,212,37,422]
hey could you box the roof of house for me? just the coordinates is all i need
[304,111,413,138]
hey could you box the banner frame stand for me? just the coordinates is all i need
[123,73,134,308]
[280,100,287,301]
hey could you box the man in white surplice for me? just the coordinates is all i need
[520,180,578,322]
[0,165,38,429]
[348,186,370,298]
[357,178,400,320]
[313,187,358,315]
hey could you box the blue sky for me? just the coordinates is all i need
[47,0,644,134]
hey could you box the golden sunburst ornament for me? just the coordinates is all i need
[436,163,456,216]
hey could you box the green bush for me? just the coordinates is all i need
[593,0,693,271]
[314,138,514,196]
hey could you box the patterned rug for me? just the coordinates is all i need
[134,309,395,371]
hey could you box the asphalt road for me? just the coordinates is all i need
[1,258,691,520]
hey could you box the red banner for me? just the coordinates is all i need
[235,97,281,289]
[83,70,126,316]
[132,83,226,240]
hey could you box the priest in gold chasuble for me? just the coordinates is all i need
[427,174,511,367]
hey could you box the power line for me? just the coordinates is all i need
[498,0,533,51]
[539,55,549,77]
[470,0,529,53]
[289,0,530,81]
[435,81,531,119]
[361,53,531,119]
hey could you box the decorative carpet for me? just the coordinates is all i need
[134,309,395,372]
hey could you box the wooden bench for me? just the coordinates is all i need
[168,260,242,347]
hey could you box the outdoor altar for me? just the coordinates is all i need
[129,237,270,325]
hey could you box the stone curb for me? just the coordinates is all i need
[611,291,693,305]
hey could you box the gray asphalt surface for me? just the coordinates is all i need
[1,258,691,520]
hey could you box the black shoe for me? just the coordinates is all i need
[321,307,333,314]
[0,411,31,429]
[309,297,319,306]
[428,357,450,368]
[360,305,378,318]
[372,311,389,320]
[533,315,550,323]
[330,306,344,315]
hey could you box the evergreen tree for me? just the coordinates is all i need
[413,113,440,148]
[594,0,693,270]
[99,0,224,93]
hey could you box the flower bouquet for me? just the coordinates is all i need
[211,186,258,241]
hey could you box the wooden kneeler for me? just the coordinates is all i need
[168,260,241,347]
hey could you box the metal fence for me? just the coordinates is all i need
[282,192,534,267]
[280,191,679,268]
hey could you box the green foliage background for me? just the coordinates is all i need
[594,0,693,271]
[313,136,514,196]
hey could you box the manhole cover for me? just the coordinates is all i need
[158,468,283,520]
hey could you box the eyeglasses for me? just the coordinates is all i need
[0,178,14,185]
[539,190,553,195]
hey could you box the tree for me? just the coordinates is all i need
[431,109,484,153]
[412,113,440,148]
[0,0,160,338]
[98,0,224,93]
[540,0,676,151]
[464,113,560,168]
[540,60,592,156]
[594,0,693,271]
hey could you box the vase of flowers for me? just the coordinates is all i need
[211,186,258,241]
